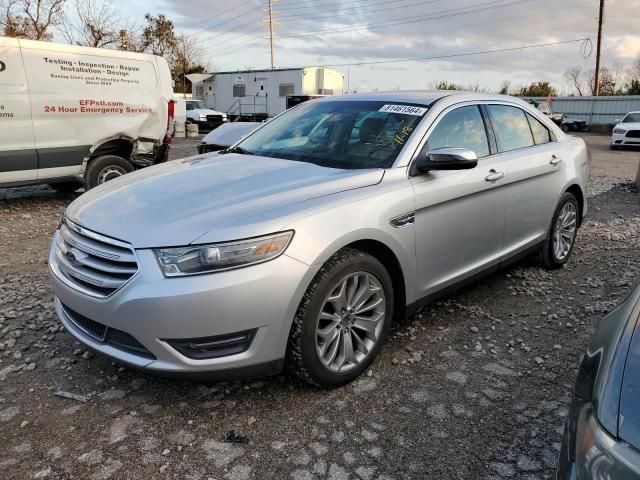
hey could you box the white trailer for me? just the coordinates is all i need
[189,67,344,120]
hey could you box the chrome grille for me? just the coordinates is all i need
[52,219,138,297]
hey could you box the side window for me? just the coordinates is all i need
[233,85,246,98]
[487,105,534,152]
[186,103,193,111]
[425,106,490,158]
[526,113,551,145]
[279,83,295,97]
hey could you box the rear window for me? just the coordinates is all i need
[526,113,551,145]
[488,105,534,152]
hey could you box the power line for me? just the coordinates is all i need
[178,0,256,30]
[278,0,540,39]
[194,0,445,52]
[276,0,447,21]
[279,38,590,69]
[199,0,539,56]
[205,0,594,65]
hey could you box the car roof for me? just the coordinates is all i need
[315,90,530,108]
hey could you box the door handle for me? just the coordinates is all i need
[550,155,563,165]
[485,169,505,182]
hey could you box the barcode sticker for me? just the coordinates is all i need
[379,104,428,116]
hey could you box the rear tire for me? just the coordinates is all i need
[85,155,134,190]
[286,248,394,387]
[537,192,579,269]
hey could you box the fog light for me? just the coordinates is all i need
[165,329,256,359]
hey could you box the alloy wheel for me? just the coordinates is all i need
[315,271,386,373]
[553,202,577,261]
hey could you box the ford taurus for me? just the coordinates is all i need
[49,92,590,386]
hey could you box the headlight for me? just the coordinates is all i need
[613,128,627,135]
[154,231,294,277]
[199,114,207,120]
[574,404,637,479]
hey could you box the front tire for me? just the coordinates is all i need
[286,248,394,387]
[85,155,134,190]
[537,192,579,269]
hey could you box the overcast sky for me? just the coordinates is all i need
[112,0,640,93]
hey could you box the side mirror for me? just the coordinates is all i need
[412,147,478,174]
[614,118,621,124]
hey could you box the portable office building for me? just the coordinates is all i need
[190,67,344,120]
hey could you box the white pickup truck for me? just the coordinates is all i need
[0,37,175,190]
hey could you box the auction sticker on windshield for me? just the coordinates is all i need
[379,104,427,116]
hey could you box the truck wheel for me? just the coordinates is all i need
[537,192,579,269]
[85,155,134,189]
[286,248,394,387]
[561,124,570,132]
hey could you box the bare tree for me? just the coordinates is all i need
[564,67,585,96]
[632,57,640,80]
[499,80,510,95]
[60,0,121,48]
[173,34,205,94]
[1,0,65,40]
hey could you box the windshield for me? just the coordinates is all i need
[236,100,428,169]
[187,101,208,110]
[622,113,640,123]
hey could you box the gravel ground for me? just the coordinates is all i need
[0,136,638,480]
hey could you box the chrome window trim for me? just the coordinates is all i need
[405,99,562,178]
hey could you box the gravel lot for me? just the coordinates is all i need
[0,134,638,480]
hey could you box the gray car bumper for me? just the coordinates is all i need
[49,246,317,377]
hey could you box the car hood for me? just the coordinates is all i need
[202,122,261,147]
[65,154,384,248]
[619,309,640,449]
[192,108,225,116]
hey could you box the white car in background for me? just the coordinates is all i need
[185,100,228,131]
[611,111,640,149]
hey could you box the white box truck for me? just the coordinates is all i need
[0,37,175,190]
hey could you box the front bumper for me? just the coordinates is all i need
[193,119,228,130]
[611,132,640,147]
[49,238,317,377]
[556,406,640,480]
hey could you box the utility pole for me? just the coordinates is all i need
[594,0,605,96]
[267,0,276,70]
[119,30,128,51]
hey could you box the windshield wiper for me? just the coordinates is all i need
[221,146,253,155]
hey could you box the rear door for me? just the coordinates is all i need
[0,37,37,184]
[485,104,565,256]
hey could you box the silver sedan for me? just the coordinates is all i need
[48,91,590,386]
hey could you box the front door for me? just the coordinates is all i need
[0,37,37,184]
[411,104,507,299]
